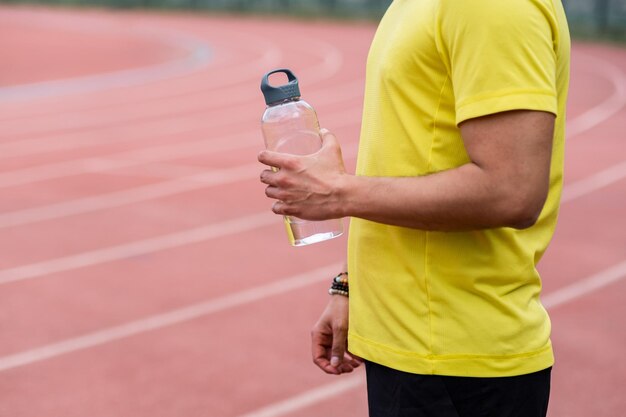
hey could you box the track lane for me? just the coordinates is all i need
[0,6,624,417]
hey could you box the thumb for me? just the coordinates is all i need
[330,322,348,368]
[319,128,345,165]
[319,128,340,150]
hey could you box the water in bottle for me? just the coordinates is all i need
[260,68,343,246]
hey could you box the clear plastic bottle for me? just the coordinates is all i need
[260,68,343,246]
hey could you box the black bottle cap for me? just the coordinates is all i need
[260,68,301,105]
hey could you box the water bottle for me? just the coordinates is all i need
[260,68,343,246]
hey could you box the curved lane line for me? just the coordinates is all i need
[561,160,626,203]
[0,26,213,103]
[567,50,626,139]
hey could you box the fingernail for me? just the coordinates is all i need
[330,356,340,367]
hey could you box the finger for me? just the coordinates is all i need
[259,169,278,185]
[313,352,338,375]
[339,362,356,374]
[311,331,340,375]
[330,323,348,369]
[272,201,289,215]
[319,129,346,168]
[344,355,363,368]
[264,185,280,199]
[336,354,362,374]
[314,358,340,375]
[347,351,364,364]
[258,150,295,170]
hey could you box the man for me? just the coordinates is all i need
[259,0,570,415]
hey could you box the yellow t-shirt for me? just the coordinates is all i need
[348,0,570,377]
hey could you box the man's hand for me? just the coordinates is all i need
[311,295,362,375]
[258,128,347,221]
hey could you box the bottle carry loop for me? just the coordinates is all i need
[260,68,301,105]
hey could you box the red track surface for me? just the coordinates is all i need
[0,6,624,417]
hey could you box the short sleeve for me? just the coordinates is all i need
[435,0,559,125]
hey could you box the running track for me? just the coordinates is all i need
[0,6,624,417]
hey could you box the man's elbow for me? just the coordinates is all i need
[501,189,548,230]
[508,209,542,230]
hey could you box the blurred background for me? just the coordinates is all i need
[0,0,624,416]
[1,0,626,38]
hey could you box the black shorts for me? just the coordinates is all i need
[365,361,551,417]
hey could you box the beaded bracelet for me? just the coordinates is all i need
[328,288,349,296]
[333,272,349,285]
[328,272,349,297]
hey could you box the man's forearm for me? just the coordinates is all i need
[338,162,545,231]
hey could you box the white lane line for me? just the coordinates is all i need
[233,260,626,417]
[561,160,626,203]
[0,162,261,229]
[0,132,254,189]
[107,161,214,180]
[0,263,342,372]
[542,260,626,309]
[0,211,278,285]
[567,51,626,139]
[0,113,223,159]
[236,373,365,417]
[300,38,344,84]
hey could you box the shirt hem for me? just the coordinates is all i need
[348,331,555,377]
